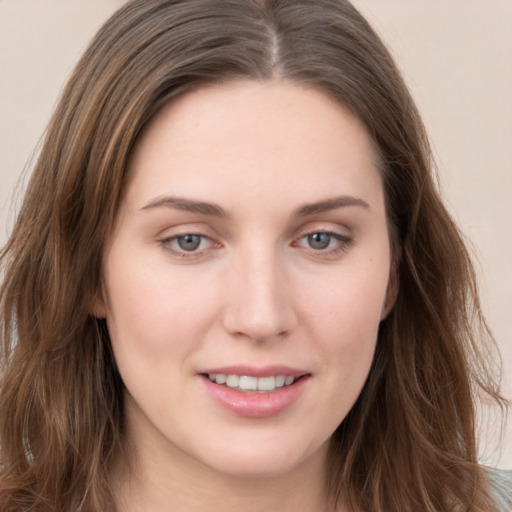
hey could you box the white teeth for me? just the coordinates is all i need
[207,373,297,392]
[215,374,226,385]
[226,375,239,388]
[285,376,295,386]
[239,376,258,390]
[275,375,286,388]
[257,376,276,391]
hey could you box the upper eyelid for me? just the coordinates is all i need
[298,227,350,237]
[156,222,217,240]
[294,224,352,240]
[156,221,353,247]
[294,230,352,245]
[157,225,352,242]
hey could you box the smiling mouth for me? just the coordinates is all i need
[205,373,299,393]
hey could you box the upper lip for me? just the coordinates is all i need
[199,365,309,378]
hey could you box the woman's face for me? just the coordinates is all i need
[97,81,393,478]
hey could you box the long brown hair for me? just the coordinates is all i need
[0,1,507,510]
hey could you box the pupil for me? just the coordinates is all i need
[178,234,201,251]
[308,232,330,250]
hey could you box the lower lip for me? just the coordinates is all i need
[200,375,309,418]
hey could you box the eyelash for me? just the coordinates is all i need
[158,230,353,259]
[293,230,353,255]
[158,233,218,259]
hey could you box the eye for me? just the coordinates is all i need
[306,232,332,250]
[159,232,218,258]
[175,234,203,252]
[294,230,352,254]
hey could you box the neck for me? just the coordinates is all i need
[114,460,332,512]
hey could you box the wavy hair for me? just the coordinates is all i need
[0,1,507,510]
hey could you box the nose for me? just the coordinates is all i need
[222,245,297,343]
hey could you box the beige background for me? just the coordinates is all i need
[0,1,510,468]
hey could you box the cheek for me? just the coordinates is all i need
[303,263,389,341]
[103,251,220,367]
[299,260,388,389]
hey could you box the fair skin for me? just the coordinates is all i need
[96,80,393,512]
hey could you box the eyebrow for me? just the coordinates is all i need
[295,196,370,216]
[141,196,227,217]
[140,194,370,218]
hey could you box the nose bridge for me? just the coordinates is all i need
[223,240,296,342]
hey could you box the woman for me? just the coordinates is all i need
[0,0,510,510]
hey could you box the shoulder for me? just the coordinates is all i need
[487,467,512,512]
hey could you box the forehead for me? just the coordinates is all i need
[134,79,377,159]
[125,80,384,214]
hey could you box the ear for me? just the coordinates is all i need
[92,297,107,319]
[381,249,400,320]
[90,282,108,319]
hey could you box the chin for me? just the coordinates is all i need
[192,435,328,480]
